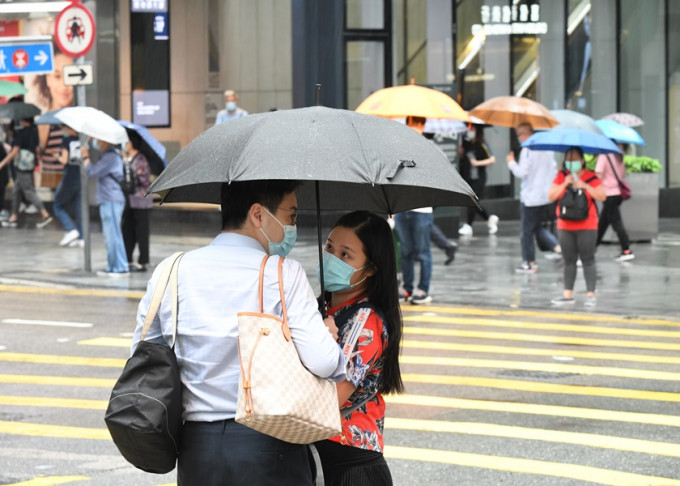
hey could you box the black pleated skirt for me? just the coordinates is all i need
[313,440,393,486]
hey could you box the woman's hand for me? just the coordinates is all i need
[324,316,339,341]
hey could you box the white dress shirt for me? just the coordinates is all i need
[508,147,557,207]
[131,232,345,423]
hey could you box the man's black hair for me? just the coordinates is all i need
[220,180,300,230]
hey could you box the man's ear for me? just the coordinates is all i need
[249,203,264,228]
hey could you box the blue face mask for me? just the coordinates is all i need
[226,101,237,112]
[317,251,368,292]
[565,160,581,173]
[91,139,100,151]
[260,208,297,257]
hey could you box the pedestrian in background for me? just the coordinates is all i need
[506,122,562,273]
[54,125,83,247]
[0,118,53,229]
[458,125,499,236]
[595,143,634,262]
[83,139,129,277]
[214,89,248,125]
[315,210,402,485]
[122,132,153,272]
[548,147,606,307]
[394,116,434,305]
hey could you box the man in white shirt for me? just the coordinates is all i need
[507,122,562,273]
[214,89,249,125]
[132,180,345,485]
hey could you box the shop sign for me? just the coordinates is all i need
[472,4,548,36]
[131,0,168,13]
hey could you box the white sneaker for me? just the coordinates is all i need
[24,204,39,214]
[487,215,499,234]
[59,229,80,247]
[458,223,473,236]
[69,239,85,248]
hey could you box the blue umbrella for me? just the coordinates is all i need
[595,119,645,146]
[118,120,167,176]
[522,127,622,155]
[36,108,64,125]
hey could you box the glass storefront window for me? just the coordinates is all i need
[346,0,384,29]
[346,40,384,109]
[565,0,591,111]
[668,0,680,187]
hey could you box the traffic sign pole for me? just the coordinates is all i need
[76,56,91,272]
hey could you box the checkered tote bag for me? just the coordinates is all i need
[236,255,342,444]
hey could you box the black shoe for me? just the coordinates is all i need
[129,263,148,272]
[444,245,457,265]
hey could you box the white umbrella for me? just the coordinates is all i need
[55,107,128,145]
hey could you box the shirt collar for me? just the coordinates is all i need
[211,232,266,253]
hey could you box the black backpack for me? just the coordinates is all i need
[119,158,138,195]
[558,172,597,221]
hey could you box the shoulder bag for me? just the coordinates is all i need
[236,255,342,444]
[104,252,185,474]
[606,155,632,201]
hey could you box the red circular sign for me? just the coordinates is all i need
[54,3,96,58]
[12,49,28,69]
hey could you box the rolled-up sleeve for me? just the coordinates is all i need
[282,259,346,382]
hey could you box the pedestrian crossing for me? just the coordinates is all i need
[1,304,680,484]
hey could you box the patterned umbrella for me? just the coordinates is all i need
[601,112,644,128]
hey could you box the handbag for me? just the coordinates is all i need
[104,252,185,474]
[606,155,632,200]
[236,255,342,444]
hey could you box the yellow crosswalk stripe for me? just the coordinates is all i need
[0,396,107,409]
[4,477,90,486]
[0,420,109,440]
[385,445,680,485]
[402,373,680,402]
[0,352,125,368]
[0,284,143,300]
[0,374,114,388]
[77,337,130,348]
[404,314,680,338]
[386,418,680,458]
[401,355,680,381]
[404,339,680,364]
[405,326,680,351]
[386,394,680,427]
[401,304,680,327]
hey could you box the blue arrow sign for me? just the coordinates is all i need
[0,41,54,76]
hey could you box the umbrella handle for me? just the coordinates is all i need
[472,196,489,219]
[315,181,327,319]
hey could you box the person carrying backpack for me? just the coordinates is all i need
[548,146,606,307]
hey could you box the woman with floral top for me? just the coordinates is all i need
[315,210,404,486]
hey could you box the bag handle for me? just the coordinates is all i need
[140,252,184,345]
[256,255,291,341]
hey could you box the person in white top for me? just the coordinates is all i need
[131,180,345,485]
[507,122,563,273]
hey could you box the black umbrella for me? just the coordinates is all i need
[0,102,40,120]
[148,106,480,313]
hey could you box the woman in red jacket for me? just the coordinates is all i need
[548,147,606,307]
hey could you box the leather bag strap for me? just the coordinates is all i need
[606,154,626,189]
[140,251,185,344]
[256,255,291,341]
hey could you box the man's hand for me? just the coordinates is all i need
[506,151,516,164]
[323,316,339,341]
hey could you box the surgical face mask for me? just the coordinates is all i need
[91,139,100,151]
[260,207,297,257]
[565,160,581,173]
[226,101,237,112]
[317,251,368,292]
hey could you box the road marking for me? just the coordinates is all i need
[0,353,125,368]
[386,394,680,427]
[386,418,680,458]
[401,304,680,326]
[404,339,680,364]
[0,420,109,440]
[77,337,129,348]
[385,445,680,485]
[4,477,90,486]
[0,396,107,409]
[400,355,680,381]
[2,319,93,328]
[405,326,680,351]
[0,284,143,300]
[0,374,114,388]
[402,373,680,402]
[404,315,680,338]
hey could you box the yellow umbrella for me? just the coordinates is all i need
[469,96,559,130]
[356,82,470,121]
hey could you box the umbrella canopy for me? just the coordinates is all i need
[522,128,622,155]
[551,109,602,134]
[55,107,128,145]
[118,120,167,176]
[595,119,645,146]
[601,112,644,128]
[36,108,64,125]
[468,96,559,130]
[0,80,28,97]
[355,84,470,121]
[0,101,40,120]
[148,106,478,213]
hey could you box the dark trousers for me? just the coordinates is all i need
[559,229,597,292]
[596,195,630,251]
[0,164,8,212]
[520,203,559,263]
[178,420,314,486]
[122,206,150,265]
[466,175,486,224]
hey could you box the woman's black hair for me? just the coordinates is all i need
[565,146,585,159]
[332,211,404,395]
